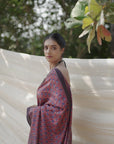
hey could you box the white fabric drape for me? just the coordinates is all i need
[0,48,114,144]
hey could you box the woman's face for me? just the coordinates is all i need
[44,39,64,64]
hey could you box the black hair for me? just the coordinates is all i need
[44,33,66,49]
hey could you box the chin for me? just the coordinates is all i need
[46,58,53,63]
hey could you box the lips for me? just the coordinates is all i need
[46,56,52,58]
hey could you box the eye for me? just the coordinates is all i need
[52,47,56,50]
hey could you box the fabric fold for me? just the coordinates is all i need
[27,68,72,144]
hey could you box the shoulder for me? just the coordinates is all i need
[56,61,70,85]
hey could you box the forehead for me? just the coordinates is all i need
[44,39,59,46]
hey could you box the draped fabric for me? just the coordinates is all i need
[27,68,72,144]
[0,49,114,144]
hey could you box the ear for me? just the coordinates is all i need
[61,48,65,54]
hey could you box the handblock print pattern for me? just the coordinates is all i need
[27,68,72,144]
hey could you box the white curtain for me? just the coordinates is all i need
[0,48,114,144]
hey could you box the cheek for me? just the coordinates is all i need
[54,51,62,58]
[43,50,46,55]
[53,51,60,56]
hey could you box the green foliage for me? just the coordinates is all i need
[0,0,113,58]
[64,18,82,29]
[104,2,114,24]
[65,0,114,53]
[71,0,88,19]
[87,25,95,53]
[0,0,37,53]
[89,0,102,20]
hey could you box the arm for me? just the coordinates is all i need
[26,105,37,126]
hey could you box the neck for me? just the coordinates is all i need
[49,59,63,70]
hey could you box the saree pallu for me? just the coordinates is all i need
[27,68,72,144]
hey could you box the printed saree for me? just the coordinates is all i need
[27,68,72,144]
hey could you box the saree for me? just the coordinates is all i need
[27,68,72,144]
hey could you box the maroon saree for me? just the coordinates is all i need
[27,68,72,144]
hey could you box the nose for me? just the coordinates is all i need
[47,48,51,54]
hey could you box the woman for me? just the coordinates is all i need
[27,33,72,144]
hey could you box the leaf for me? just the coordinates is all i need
[71,0,87,20]
[99,10,104,25]
[100,26,112,42]
[96,10,104,30]
[97,25,112,45]
[87,26,95,53]
[82,17,93,29]
[89,0,102,20]
[97,25,102,45]
[84,6,89,15]
[79,26,91,38]
[65,18,82,29]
